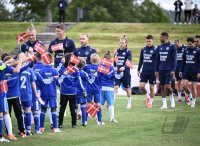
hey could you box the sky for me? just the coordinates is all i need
[3,0,200,12]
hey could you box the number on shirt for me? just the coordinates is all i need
[20,76,26,89]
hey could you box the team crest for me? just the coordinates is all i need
[144,50,146,53]
[166,47,169,50]
[85,51,89,55]
[150,50,153,53]
[122,52,126,55]
[193,51,196,54]
[160,48,162,50]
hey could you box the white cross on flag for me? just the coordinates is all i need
[17,32,28,43]
[0,80,8,93]
[126,60,134,69]
[26,52,36,62]
[86,102,101,117]
[70,55,80,65]
[66,65,77,74]
[100,58,113,67]
[51,43,64,51]
[97,65,110,74]
[42,52,52,64]
[34,42,46,55]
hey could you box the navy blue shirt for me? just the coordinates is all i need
[114,48,132,75]
[180,47,200,73]
[175,45,186,72]
[156,42,177,73]
[138,45,157,73]
[48,37,75,68]
[58,0,67,11]
[74,46,97,64]
[21,40,45,54]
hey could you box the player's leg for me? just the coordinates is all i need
[68,95,77,128]
[182,79,192,105]
[24,105,32,135]
[40,101,47,132]
[32,100,41,134]
[95,91,104,125]
[190,82,197,107]
[0,112,9,143]
[80,98,87,126]
[122,75,132,109]
[159,72,168,109]
[106,91,117,122]
[58,94,68,128]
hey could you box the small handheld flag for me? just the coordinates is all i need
[51,43,64,51]
[17,32,28,43]
[100,58,113,67]
[70,55,80,65]
[125,60,134,69]
[42,52,52,64]
[26,52,37,62]
[34,42,46,55]
[66,65,77,74]
[0,80,8,93]
[86,102,101,117]
[97,65,110,74]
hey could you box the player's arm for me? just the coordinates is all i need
[13,53,26,74]
[137,49,143,76]
[155,46,160,78]
[48,41,53,54]
[179,50,186,78]
[31,81,45,105]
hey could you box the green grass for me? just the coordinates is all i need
[0,22,199,63]
[1,95,200,146]
[0,22,46,53]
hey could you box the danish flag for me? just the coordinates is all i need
[100,58,113,67]
[97,65,110,74]
[51,43,64,51]
[26,52,36,62]
[66,65,77,74]
[0,80,8,93]
[34,42,46,55]
[126,60,134,69]
[17,32,28,43]
[86,102,101,117]
[42,52,52,64]
[70,55,80,65]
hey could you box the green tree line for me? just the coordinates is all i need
[1,0,170,22]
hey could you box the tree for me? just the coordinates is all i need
[10,0,56,22]
[0,1,11,21]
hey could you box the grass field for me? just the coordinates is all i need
[1,95,200,146]
[0,22,200,63]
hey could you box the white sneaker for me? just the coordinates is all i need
[174,22,177,24]
[126,104,132,109]
[179,22,182,24]
[187,100,192,106]
[171,102,175,108]
[97,121,106,125]
[35,130,42,134]
[160,105,168,110]
[53,128,62,133]
[110,119,118,123]
[191,103,195,108]
[0,137,10,143]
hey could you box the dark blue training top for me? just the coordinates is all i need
[138,45,157,74]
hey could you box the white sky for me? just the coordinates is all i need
[4,0,200,12]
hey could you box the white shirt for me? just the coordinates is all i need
[184,0,193,10]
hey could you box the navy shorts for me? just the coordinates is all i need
[140,72,156,84]
[41,98,57,108]
[115,74,131,88]
[76,95,87,104]
[183,72,198,82]
[175,71,182,81]
[21,100,32,109]
[87,90,101,103]
[159,72,172,85]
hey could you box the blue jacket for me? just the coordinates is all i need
[21,40,45,54]
[138,45,157,73]
[101,65,115,88]
[58,0,67,11]
[114,48,132,75]
[74,46,97,64]
[156,42,177,73]
[175,45,186,72]
[180,47,200,73]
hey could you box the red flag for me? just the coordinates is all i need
[17,32,28,43]
[51,43,64,51]
[86,102,101,117]
[26,52,36,62]
[70,55,80,65]
[100,58,113,67]
[0,81,8,93]
[126,60,134,69]
[42,52,52,64]
[66,65,77,74]
[97,65,110,74]
[34,42,46,55]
